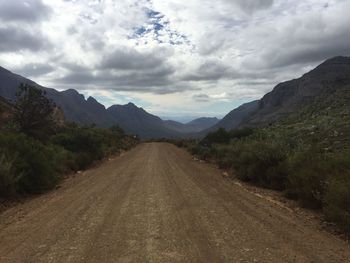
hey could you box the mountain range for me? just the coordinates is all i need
[1,56,349,139]
[0,66,219,138]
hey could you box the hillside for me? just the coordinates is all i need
[205,101,259,133]
[186,117,220,132]
[164,117,220,134]
[107,103,181,139]
[205,56,350,133]
[243,56,350,127]
[0,96,15,126]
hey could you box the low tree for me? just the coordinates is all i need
[14,84,56,139]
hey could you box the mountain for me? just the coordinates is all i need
[163,117,220,134]
[0,66,114,127]
[107,103,181,139]
[204,101,259,133]
[0,66,184,138]
[186,117,220,132]
[243,56,350,127]
[0,66,214,139]
[204,56,350,133]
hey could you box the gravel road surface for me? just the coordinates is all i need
[0,143,349,262]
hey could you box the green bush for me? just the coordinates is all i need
[74,152,96,170]
[324,173,350,232]
[0,125,138,197]
[323,150,350,231]
[286,148,338,208]
[191,145,214,161]
[0,132,70,194]
[229,128,256,140]
[230,140,289,190]
[51,124,135,170]
[201,128,231,146]
[51,125,104,159]
[0,153,21,197]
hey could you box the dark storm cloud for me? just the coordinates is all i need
[109,66,176,87]
[57,71,96,85]
[0,26,51,52]
[100,48,165,70]
[263,36,350,69]
[55,62,188,94]
[256,21,350,69]
[14,63,54,77]
[0,0,52,23]
[56,68,174,87]
[183,60,236,82]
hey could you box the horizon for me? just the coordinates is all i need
[1,0,350,119]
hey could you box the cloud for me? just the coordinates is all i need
[193,94,210,102]
[183,60,235,81]
[0,26,51,52]
[100,47,166,70]
[230,0,274,13]
[192,92,234,103]
[0,0,52,23]
[241,1,350,70]
[55,61,184,94]
[14,63,54,77]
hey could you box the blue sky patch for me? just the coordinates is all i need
[131,8,189,46]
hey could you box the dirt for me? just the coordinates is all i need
[0,143,349,262]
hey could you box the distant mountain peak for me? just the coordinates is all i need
[61,89,81,96]
[87,96,98,103]
[126,102,138,108]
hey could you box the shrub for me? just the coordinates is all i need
[286,148,332,208]
[201,128,231,146]
[51,125,104,159]
[51,124,138,170]
[323,150,350,231]
[74,152,96,170]
[0,132,70,194]
[229,128,256,140]
[324,173,350,232]
[230,139,289,190]
[191,145,213,161]
[0,153,21,197]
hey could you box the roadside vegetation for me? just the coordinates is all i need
[0,84,139,198]
[173,89,350,232]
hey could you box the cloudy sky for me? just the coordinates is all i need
[1,0,350,122]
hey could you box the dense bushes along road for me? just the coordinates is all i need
[172,89,350,233]
[0,84,139,198]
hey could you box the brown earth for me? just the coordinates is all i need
[0,143,349,262]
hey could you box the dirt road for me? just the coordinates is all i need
[0,143,349,262]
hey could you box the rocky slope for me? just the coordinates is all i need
[206,101,259,132]
[243,56,350,127]
[207,56,350,133]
